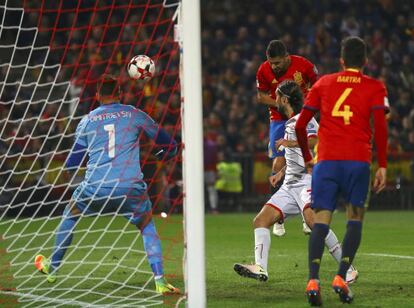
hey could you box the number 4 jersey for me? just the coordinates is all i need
[74,102,161,189]
[303,68,389,164]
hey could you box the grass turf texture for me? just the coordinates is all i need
[1,211,413,307]
[0,214,184,307]
[206,211,414,308]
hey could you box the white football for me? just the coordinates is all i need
[127,55,155,81]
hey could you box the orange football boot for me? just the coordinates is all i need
[332,274,354,304]
[306,279,322,306]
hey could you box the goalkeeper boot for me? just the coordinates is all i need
[233,263,268,282]
[346,265,359,284]
[306,279,322,306]
[34,255,56,283]
[272,221,286,237]
[332,274,354,304]
[155,277,180,294]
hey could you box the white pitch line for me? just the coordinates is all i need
[362,253,414,260]
[212,254,290,260]
[0,290,101,307]
[0,290,157,308]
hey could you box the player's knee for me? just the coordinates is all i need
[64,201,81,218]
[253,214,266,228]
[347,212,364,221]
[134,211,153,230]
[346,205,365,221]
[253,211,277,229]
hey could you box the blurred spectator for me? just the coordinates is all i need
[403,132,414,152]
[200,0,414,160]
[215,151,243,211]
[341,17,361,37]
[2,0,414,203]
[1,2,181,211]
[204,129,219,213]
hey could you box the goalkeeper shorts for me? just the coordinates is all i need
[71,184,152,226]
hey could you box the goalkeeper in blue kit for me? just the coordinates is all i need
[34,75,180,294]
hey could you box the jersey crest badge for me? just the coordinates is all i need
[293,71,303,85]
[272,78,277,84]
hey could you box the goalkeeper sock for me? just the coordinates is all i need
[325,229,342,263]
[308,223,329,280]
[51,208,79,272]
[142,220,164,277]
[254,228,270,271]
[338,220,362,279]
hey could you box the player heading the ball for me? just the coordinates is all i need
[256,40,318,236]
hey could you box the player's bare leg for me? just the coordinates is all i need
[302,208,358,283]
[234,205,281,281]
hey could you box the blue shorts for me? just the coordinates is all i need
[311,161,370,211]
[71,184,152,226]
[268,120,287,159]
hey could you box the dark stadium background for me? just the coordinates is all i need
[200,0,414,211]
[0,0,413,216]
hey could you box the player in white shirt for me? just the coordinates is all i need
[234,80,358,283]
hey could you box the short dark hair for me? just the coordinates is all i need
[277,80,303,114]
[266,40,288,58]
[341,36,367,68]
[97,74,120,97]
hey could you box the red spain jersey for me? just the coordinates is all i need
[256,55,317,121]
[304,69,389,163]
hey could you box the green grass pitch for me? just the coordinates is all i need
[206,211,414,308]
[1,211,413,307]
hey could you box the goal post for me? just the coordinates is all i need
[0,0,206,307]
[180,0,206,307]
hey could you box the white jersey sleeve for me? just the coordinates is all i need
[306,117,319,137]
[283,115,318,183]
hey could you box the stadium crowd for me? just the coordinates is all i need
[0,1,179,210]
[201,0,414,159]
[1,0,413,210]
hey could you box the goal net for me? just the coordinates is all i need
[0,0,186,306]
